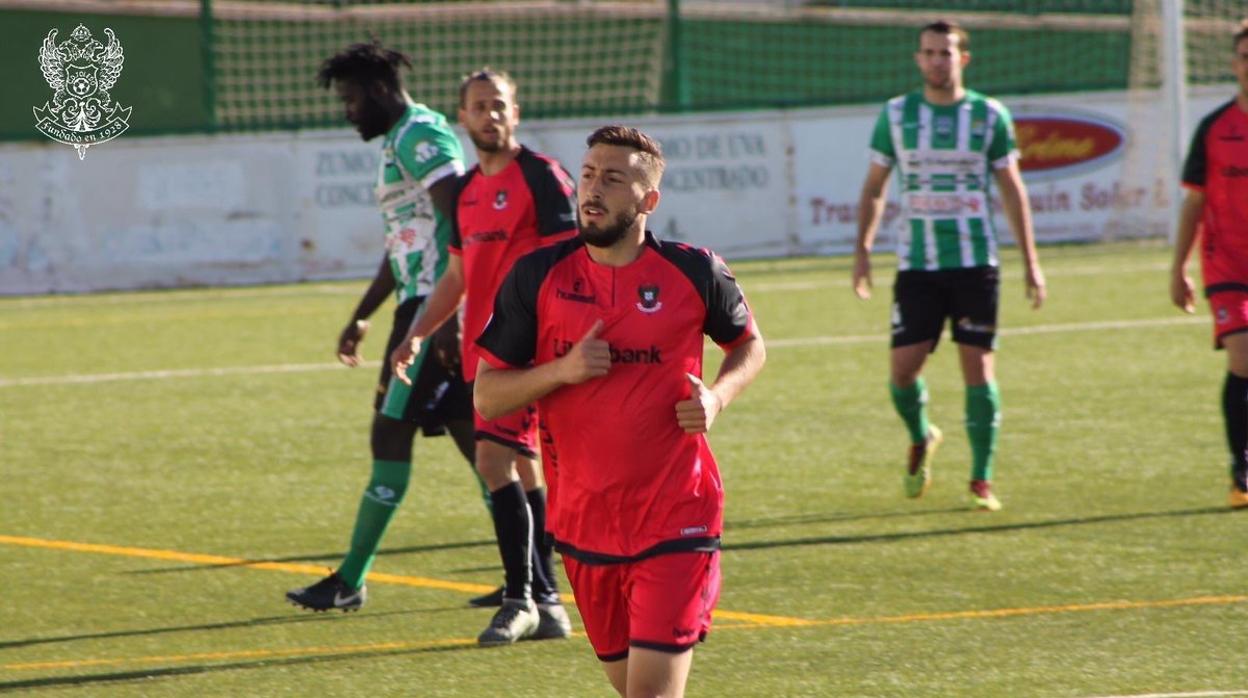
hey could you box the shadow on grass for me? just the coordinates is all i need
[125,539,496,576]
[0,607,468,651]
[726,505,1233,552]
[724,507,969,531]
[0,641,480,692]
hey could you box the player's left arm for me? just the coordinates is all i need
[989,104,1045,309]
[676,334,766,434]
[993,163,1045,309]
[675,253,767,434]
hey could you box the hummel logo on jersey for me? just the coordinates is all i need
[556,285,596,303]
[636,284,662,313]
[1222,165,1248,178]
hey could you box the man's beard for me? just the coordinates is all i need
[469,130,505,153]
[355,110,391,141]
[924,72,953,90]
[579,209,637,248]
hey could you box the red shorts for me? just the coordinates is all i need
[562,551,721,662]
[474,404,538,458]
[1207,287,1248,348]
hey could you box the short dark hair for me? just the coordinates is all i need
[317,39,411,91]
[586,125,665,185]
[1235,19,1248,51]
[920,20,970,52]
[458,67,517,107]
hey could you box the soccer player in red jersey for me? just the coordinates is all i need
[390,69,578,644]
[1171,20,1248,509]
[473,126,766,697]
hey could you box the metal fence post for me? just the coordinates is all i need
[201,0,217,131]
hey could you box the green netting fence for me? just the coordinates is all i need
[0,0,1242,139]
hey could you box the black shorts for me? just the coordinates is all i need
[891,266,999,351]
[374,298,472,435]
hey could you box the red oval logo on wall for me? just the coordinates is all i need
[1014,114,1126,176]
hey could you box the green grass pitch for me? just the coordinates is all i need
[1,240,1244,696]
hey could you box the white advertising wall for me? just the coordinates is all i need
[0,87,1234,294]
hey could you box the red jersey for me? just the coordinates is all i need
[476,233,757,560]
[1182,100,1248,288]
[450,146,577,381]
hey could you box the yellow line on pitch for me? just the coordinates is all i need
[6,595,1245,673]
[0,535,811,627]
[0,535,495,595]
[712,594,1248,631]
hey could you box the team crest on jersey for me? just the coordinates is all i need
[34,24,131,160]
[493,189,508,210]
[636,284,662,313]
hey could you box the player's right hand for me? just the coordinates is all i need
[337,319,369,367]
[852,253,872,300]
[559,319,611,384]
[391,334,422,386]
[1171,269,1196,314]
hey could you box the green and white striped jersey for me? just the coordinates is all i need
[375,102,465,304]
[869,89,1018,271]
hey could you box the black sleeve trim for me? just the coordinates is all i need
[553,536,721,566]
[517,147,578,237]
[1183,101,1234,188]
[653,236,752,346]
[448,169,476,250]
[475,239,582,367]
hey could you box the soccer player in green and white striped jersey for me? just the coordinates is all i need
[286,41,481,613]
[853,20,1046,511]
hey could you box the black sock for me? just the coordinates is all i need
[1225,372,1248,487]
[526,487,559,604]
[490,481,532,601]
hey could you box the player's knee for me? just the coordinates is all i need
[474,442,517,484]
[516,457,543,489]
[371,414,417,462]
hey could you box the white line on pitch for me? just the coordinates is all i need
[0,315,1204,387]
[0,361,380,387]
[766,315,1204,348]
[746,261,1170,293]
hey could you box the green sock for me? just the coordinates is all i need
[965,382,1001,481]
[338,459,411,589]
[890,378,930,445]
